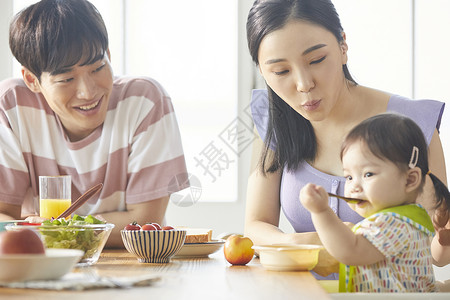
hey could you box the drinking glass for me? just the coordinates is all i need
[39,175,71,219]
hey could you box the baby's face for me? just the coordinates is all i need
[342,142,411,218]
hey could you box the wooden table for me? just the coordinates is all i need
[0,249,331,300]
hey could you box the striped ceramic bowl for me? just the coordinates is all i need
[120,229,186,263]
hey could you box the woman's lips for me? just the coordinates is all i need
[302,99,321,111]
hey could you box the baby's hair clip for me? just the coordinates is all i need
[408,146,419,169]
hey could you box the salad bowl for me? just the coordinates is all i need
[6,215,114,265]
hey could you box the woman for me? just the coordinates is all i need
[244,0,448,278]
[0,0,189,247]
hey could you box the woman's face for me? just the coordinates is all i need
[27,52,114,141]
[258,20,348,122]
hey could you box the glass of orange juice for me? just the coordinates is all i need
[39,175,71,219]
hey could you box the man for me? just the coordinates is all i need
[0,0,189,247]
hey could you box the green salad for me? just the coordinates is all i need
[40,215,107,259]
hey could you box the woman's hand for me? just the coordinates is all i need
[427,129,449,246]
[287,231,340,277]
[436,228,450,246]
[433,203,450,246]
[313,248,340,277]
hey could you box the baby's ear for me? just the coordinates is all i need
[405,167,422,193]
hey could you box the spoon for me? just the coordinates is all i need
[327,192,363,204]
[56,183,103,219]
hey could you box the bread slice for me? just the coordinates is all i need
[178,228,212,243]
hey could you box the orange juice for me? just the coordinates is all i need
[39,198,71,219]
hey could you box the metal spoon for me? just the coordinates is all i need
[327,192,363,204]
[57,183,103,219]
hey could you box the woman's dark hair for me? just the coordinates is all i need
[341,113,450,211]
[9,0,108,80]
[247,0,357,174]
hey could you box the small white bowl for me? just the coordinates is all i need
[252,244,323,271]
[0,248,83,282]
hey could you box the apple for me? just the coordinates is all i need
[0,229,45,254]
[162,225,174,230]
[141,223,158,231]
[151,223,162,230]
[223,234,254,265]
[124,221,141,231]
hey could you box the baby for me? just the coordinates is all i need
[300,113,450,292]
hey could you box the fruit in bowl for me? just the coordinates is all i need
[121,222,186,263]
[6,215,114,265]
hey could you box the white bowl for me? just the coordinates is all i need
[252,244,323,271]
[0,248,83,282]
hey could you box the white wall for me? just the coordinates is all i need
[415,0,450,183]
[165,0,254,237]
[0,0,12,80]
[414,0,450,282]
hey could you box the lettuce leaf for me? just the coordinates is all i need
[39,215,107,259]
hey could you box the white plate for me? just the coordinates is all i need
[0,248,84,282]
[0,220,27,232]
[174,240,225,258]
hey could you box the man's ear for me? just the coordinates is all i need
[21,67,41,93]
[405,167,422,193]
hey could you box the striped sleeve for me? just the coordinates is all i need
[115,78,189,203]
[0,79,32,205]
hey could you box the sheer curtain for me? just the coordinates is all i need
[122,1,239,204]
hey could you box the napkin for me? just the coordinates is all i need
[0,272,161,290]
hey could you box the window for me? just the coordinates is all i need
[124,1,239,203]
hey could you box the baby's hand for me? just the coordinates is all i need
[300,183,330,214]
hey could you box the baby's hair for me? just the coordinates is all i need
[340,113,450,211]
